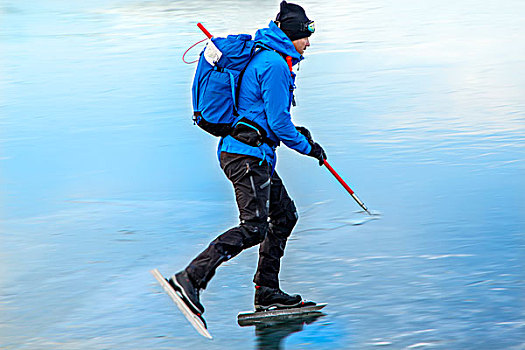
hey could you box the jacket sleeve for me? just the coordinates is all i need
[258,58,312,155]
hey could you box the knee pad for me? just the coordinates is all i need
[240,219,269,246]
[270,201,298,238]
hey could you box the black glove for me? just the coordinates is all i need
[296,126,313,144]
[308,142,327,166]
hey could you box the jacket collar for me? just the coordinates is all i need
[254,21,303,66]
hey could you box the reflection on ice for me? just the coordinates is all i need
[245,313,325,350]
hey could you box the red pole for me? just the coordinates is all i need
[197,23,213,39]
[323,159,371,215]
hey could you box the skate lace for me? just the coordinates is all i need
[277,289,290,297]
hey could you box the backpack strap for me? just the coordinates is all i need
[223,68,237,112]
[233,45,267,116]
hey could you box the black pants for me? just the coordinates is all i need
[185,152,298,290]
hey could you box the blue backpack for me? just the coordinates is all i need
[192,34,263,137]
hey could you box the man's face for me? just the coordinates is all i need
[292,37,310,55]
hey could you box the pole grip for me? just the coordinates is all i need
[197,23,213,39]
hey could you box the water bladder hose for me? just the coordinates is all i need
[182,23,213,64]
[182,38,207,64]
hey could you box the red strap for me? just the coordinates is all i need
[286,56,293,72]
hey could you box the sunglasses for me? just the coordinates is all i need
[277,20,316,35]
[305,21,315,33]
[302,21,315,34]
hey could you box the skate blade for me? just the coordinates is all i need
[151,269,212,339]
[237,303,327,325]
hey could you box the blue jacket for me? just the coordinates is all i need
[218,21,312,166]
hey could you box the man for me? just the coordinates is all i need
[170,1,326,316]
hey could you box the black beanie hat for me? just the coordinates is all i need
[275,1,314,41]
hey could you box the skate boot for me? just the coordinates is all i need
[168,270,205,315]
[254,285,313,311]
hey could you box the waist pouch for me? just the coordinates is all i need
[230,117,277,148]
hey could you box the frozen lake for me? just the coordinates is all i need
[1,0,524,349]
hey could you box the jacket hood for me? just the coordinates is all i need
[254,21,303,65]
